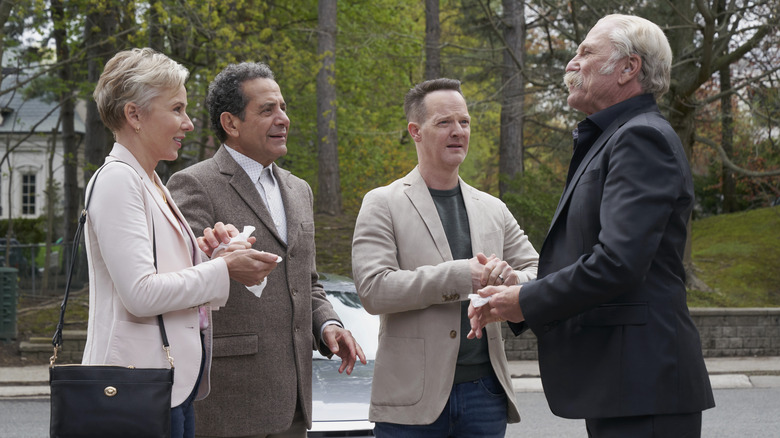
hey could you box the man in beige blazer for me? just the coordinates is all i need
[352,78,539,437]
[168,62,364,438]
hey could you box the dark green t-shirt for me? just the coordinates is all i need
[429,185,493,384]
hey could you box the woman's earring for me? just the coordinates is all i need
[135,126,140,133]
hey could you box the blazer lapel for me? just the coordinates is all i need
[215,147,284,246]
[148,174,182,233]
[404,167,452,261]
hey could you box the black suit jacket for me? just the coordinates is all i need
[511,95,715,419]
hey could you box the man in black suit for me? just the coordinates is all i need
[468,14,715,437]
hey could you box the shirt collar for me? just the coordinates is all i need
[588,93,655,131]
[224,145,276,184]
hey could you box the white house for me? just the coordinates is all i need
[0,68,85,221]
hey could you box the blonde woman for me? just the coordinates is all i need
[82,48,279,438]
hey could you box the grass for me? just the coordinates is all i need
[688,206,780,307]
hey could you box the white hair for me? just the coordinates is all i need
[598,14,672,99]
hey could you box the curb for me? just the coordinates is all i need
[0,375,762,398]
[2,357,780,398]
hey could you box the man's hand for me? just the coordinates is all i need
[470,253,519,292]
[467,285,524,339]
[221,250,280,286]
[322,325,367,375]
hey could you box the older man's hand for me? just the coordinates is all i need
[467,285,525,339]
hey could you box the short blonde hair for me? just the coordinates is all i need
[598,14,672,100]
[93,48,189,133]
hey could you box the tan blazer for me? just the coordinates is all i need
[167,146,340,436]
[352,167,538,425]
[81,143,230,407]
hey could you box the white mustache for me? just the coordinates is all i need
[564,71,583,90]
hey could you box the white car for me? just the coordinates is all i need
[309,273,378,437]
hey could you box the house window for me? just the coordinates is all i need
[22,173,36,215]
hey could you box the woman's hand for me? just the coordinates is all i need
[197,222,257,257]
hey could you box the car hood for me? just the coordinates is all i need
[311,358,374,422]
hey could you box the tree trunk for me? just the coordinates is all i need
[657,0,704,290]
[315,0,341,215]
[719,64,737,213]
[84,6,117,179]
[424,0,441,80]
[42,126,58,292]
[498,0,525,199]
[51,0,79,251]
[717,0,737,213]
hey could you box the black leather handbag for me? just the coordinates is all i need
[49,161,174,438]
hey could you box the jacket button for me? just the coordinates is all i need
[449,330,457,339]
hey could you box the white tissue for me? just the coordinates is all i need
[468,294,491,308]
[211,225,256,258]
[211,225,282,298]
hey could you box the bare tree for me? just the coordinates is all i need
[659,0,777,287]
[719,66,737,212]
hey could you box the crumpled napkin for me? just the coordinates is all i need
[468,293,491,308]
[211,225,282,298]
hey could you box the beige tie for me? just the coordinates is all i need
[258,168,287,243]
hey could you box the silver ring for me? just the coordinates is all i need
[498,274,504,283]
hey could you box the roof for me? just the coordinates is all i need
[0,71,85,135]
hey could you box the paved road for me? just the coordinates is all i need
[2,386,779,437]
[507,386,780,437]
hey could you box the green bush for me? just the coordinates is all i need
[502,167,562,251]
[0,217,50,243]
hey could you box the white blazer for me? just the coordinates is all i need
[81,143,230,406]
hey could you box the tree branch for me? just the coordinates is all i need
[696,135,780,177]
